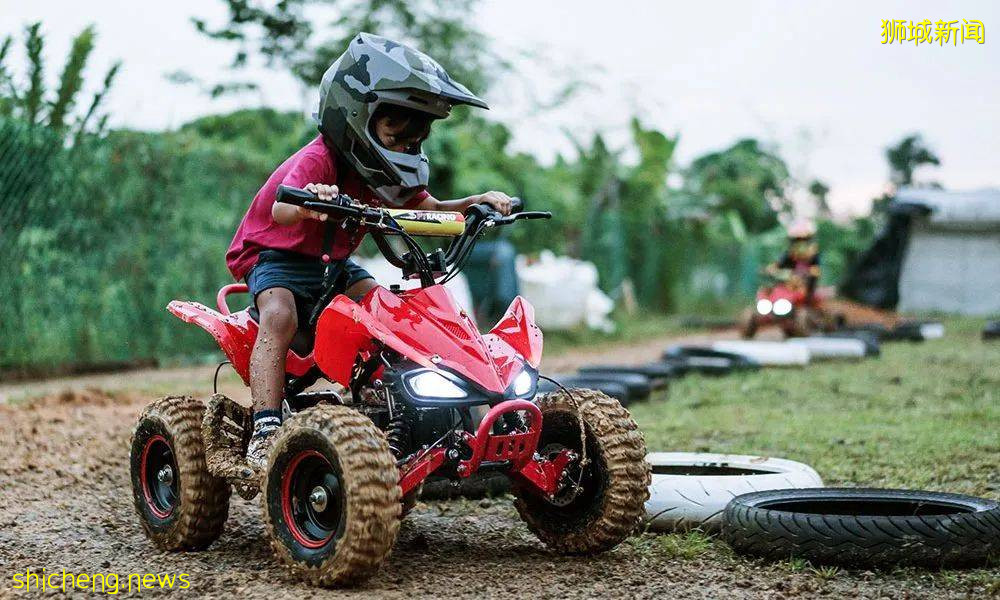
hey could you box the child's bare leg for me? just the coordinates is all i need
[246,287,297,469]
[249,288,298,412]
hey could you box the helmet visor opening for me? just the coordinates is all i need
[370,103,434,155]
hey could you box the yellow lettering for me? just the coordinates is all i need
[156,573,176,588]
[178,574,190,589]
[62,569,73,592]
[76,573,90,588]
[47,573,60,591]
[92,573,105,592]
[107,574,120,595]
[25,569,39,591]
[128,573,141,593]
[142,573,156,587]
[12,574,24,589]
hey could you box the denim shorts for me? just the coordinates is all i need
[245,249,373,325]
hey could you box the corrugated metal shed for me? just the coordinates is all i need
[893,187,1000,229]
[892,188,1000,315]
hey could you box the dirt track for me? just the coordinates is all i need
[0,332,989,599]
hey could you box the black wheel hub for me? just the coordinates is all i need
[284,452,344,548]
[142,436,179,518]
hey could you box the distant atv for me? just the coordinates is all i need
[740,272,841,338]
[129,186,650,587]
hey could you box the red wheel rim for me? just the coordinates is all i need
[281,450,342,549]
[140,434,177,519]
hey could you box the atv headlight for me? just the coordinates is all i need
[404,370,467,399]
[756,299,773,315]
[512,369,536,397]
[773,298,793,316]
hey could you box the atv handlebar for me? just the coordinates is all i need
[275,184,551,291]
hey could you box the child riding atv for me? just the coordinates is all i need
[225,33,514,470]
[765,220,821,302]
[741,220,840,338]
[130,33,650,588]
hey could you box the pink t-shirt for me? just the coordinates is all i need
[226,136,429,280]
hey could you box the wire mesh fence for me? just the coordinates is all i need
[0,118,272,374]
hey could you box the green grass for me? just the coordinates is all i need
[624,317,999,595]
[630,317,1000,497]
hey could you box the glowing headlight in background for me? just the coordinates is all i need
[407,370,467,399]
[773,298,793,316]
[512,370,535,396]
[756,299,773,315]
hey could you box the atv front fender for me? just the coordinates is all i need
[313,295,435,386]
[484,296,543,368]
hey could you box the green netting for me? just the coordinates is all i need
[0,118,276,371]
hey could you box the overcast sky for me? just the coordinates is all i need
[3,0,997,216]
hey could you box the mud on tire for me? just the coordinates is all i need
[129,396,231,550]
[262,405,401,587]
[514,388,650,554]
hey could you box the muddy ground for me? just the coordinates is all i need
[0,331,994,599]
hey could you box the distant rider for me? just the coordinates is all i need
[766,220,821,302]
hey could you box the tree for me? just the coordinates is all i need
[0,23,120,143]
[808,179,831,218]
[687,139,790,233]
[886,133,939,187]
[193,0,500,94]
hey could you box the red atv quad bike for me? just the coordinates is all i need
[740,272,842,338]
[129,186,650,587]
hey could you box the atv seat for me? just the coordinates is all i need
[247,306,315,356]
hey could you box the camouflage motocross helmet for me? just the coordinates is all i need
[317,32,488,206]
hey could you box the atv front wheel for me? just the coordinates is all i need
[514,388,650,554]
[262,405,401,587]
[129,396,231,550]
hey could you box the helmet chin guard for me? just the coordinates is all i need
[317,33,488,206]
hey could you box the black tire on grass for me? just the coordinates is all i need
[722,488,1000,568]
[562,373,652,402]
[538,378,630,405]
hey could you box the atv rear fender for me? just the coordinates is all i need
[167,292,314,383]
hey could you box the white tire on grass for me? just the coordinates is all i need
[710,340,811,367]
[645,452,823,533]
[787,337,867,360]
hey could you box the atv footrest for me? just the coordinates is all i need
[202,394,259,499]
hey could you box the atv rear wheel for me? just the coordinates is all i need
[262,405,401,587]
[129,396,231,550]
[514,388,650,554]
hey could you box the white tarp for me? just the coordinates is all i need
[516,251,615,332]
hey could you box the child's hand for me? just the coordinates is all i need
[298,183,340,221]
[477,191,513,216]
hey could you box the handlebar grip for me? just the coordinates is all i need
[510,197,524,214]
[276,184,354,214]
[276,184,316,206]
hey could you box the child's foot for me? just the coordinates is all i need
[246,410,282,471]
